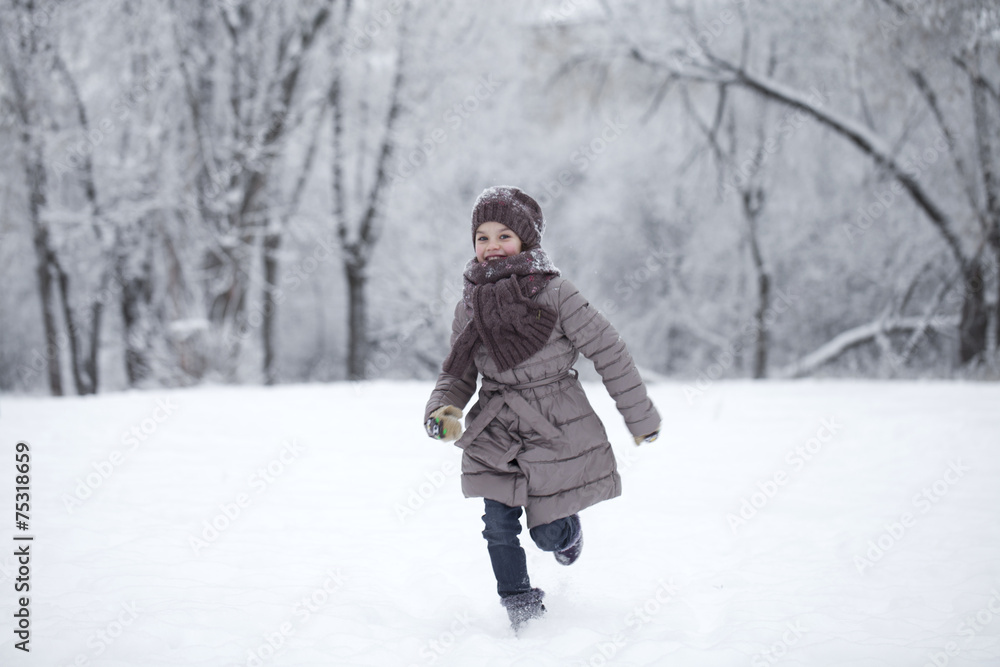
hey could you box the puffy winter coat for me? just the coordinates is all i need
[424,276,660,528]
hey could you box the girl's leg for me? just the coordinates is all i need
[483,500,547,631]
[528,514,580,552]
[481,499,531,597]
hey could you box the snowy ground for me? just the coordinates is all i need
[1,379,999,666]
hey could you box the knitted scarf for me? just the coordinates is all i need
[442,248,560,378]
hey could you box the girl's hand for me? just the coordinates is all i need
[426,405,463,441]
[634,431,659,446]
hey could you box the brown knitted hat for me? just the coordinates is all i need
[471,186,545,248]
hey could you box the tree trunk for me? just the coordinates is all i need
[346,260,368,381]
[121,292,152,386]
[84,284,104,395]
[992,241,1000,363]
[968,44,1000,364]
[53,262,86,394]
[751,257,771,379]
[742,188,770,379]
[29,193,63,396]
[959,258,990,364]
[119,237,154,387]
[53,261,105,395]
[202,238,253,375]
[262,231,281,385]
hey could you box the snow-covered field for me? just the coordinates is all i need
[1,379,999,666]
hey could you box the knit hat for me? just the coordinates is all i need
[471,186,545,248]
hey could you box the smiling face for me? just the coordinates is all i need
[475,221,523,264]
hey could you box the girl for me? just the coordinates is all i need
[424,185,660,632]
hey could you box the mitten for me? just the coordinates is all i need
[426,405,463,441]
[634,431,659,446]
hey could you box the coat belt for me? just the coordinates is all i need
[456,370,576,465]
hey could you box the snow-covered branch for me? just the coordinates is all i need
[777,316,959,379]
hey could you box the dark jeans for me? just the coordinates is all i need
[481,499,578,597]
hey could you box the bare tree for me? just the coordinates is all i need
[107,4,169,388]
[49,54,118,395]
[262,88,331,385]
[329,2,410,380]
[1,1,63,394]
[171,0,333,380]
[1,1,118,395]
[605,1,999,370]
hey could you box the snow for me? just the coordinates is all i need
[1,379,999,666]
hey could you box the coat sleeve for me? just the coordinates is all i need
[424,300,479,421]
[557,279,661,438]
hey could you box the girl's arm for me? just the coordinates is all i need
[558,279,661,439]
[424,301,479,421]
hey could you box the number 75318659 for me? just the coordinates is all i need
[15,441,30,530]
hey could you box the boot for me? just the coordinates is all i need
[499,587,546,632]
[554,514,583,566]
